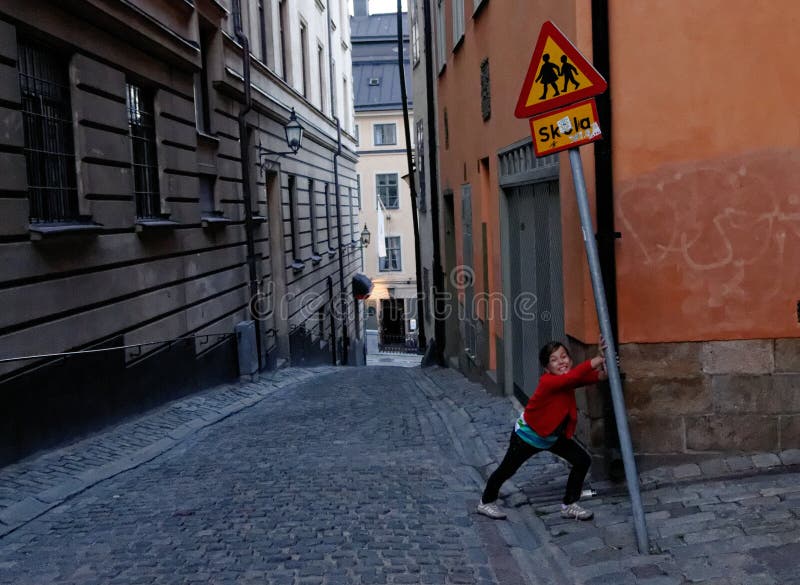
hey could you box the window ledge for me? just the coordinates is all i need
[291,260,306,273]
[311,254,322,265]
[135,218,181,233]
[29,221,103,241]
[197,131,220,145]
[251,215,268,224]
[327,249,337,258]
[201,214,234,228]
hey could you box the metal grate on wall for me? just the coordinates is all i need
[18,42,78,223]
[498,137,558,188]
[127,83,161,219]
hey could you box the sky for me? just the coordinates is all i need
[350,0,408,15]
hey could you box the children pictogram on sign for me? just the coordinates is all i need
[515,21,607,118]
[560,56,580,93]
[535,54,561,100]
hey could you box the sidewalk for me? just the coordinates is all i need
[418,366,800,585]
[0,366,337,538]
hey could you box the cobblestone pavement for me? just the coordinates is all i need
[1,365,799,584]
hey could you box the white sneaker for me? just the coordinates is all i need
[477,500,507,519]
[560,502,593,520]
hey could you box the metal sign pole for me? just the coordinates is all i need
[568,147,649,554]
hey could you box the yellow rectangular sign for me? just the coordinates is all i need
[529,99,602,158]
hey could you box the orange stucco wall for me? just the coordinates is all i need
[610,0,800,342]
[437,0,607,369]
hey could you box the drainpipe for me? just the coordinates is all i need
[232,0,263,370]
[592,0,623,480]
[396,1,426,353]
[327,0,349,365]
[421,0,446,366]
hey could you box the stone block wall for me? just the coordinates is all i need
[619,339,800,458]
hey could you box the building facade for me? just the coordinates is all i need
[416,0,800,469]
[0,0,360,465]
[352,3,418,352]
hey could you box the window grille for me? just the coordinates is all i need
[127,83,160,219]
[18,42,78,223]
[377,173,399,209]
[380,236,402,271]
[373,123,396,146]
[480,58,491,121]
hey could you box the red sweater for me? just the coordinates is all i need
[523,360,600,439]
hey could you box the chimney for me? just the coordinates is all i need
[354,0,368,17]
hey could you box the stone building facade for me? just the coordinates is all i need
[0,0,360,464]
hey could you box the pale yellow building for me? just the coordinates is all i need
[352,6,417,351]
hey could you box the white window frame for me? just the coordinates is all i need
[452,0,465,50]
[374,123,397,146]
[379,235,402,272]
[376,173,399,210]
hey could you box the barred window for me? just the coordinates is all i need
[379,236,402,272]
[377,173,399,209]
[18,42,78,223]
[127,83,160,219]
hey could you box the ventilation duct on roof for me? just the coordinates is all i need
[368,77,381,86]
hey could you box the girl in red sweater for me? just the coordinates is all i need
[477,340,607,521]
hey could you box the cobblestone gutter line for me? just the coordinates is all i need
[0,367,338,538]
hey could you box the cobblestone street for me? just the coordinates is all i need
[0,365,799,584]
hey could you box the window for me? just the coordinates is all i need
[324,182,335,251]
[127,83,160,219]
[317,44,327,111]
[18,41,78,223]
[300,21,309,98]
[309,179,319,257]
[480,58,491,121]
[373,123,396,146]
[199,175,215,213]
[377,173,399,209]
[258,0,268,63]
[355,124,360,145]
[356,175,362,209]
[288,175,301,263]
[436,0,446,71]
[452,0,465,48]
[331,61,337,117]
[380,236,402,271]
[342,76,349,132]
[411,1,420,66]
[415,120,426,211]
[195,23,213,133]
[279,0,289,82]
[348,186,356,243]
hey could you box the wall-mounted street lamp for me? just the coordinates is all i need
[360,224,371,248]
[255,108,304,174]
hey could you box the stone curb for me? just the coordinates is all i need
[0,366,338,539]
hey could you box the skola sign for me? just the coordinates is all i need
[529,100,601,157]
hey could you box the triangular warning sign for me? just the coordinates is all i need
[515,21,608,119]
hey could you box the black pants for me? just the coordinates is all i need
[482,431,591,505]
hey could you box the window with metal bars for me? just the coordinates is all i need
[18,42,78,223]
[126,83,160,219]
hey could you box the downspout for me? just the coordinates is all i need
[328,276,338,365]
[326,0,349,365]
[592,0,623,480]
[396,1,426,353]
[421,0,446,366]
[232,0,263,370]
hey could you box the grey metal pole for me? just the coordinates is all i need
[568,148,649,554]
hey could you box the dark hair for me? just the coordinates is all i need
[539,341,569,368]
